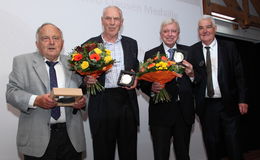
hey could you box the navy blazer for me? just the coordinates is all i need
[189,39,248,117]
[139,43,195,126]
[82,35,140,136]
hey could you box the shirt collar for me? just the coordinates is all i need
[202,38,217,48]
[101,34,122,44]
[163,43,177,53]
[44,56,60,63]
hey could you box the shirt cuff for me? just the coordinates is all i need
[28,95,37,109]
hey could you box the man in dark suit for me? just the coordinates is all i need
[139,18,195,160]
[6,23,86,159]
[189,15,248,160]
[83,6,139,160]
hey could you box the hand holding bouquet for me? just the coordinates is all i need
[68,42,115,95]
[137,52,184,103]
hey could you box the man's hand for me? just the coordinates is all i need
[84,75,98,87]
[73,96,86,109]
[182,60,194,78]
[122,69,138,90]
[34,94,57,109]
[239,103,248,115]
[151,82,165,93]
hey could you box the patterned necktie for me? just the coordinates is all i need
[205,46,214,97]
[168,48,175,60]
[46,61,60,120]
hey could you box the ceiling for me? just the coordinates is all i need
[203,0,260,29]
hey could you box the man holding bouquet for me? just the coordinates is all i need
[83,6,139,160]
[139,18,195,160]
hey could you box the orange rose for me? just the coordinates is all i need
[167,61,176,66]
[161,56,168,61]
[153,56,158,60]
[89,53,101,61]
[73,54,83,61]
[147,63,156,69]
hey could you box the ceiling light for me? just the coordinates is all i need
[211,12,235,21]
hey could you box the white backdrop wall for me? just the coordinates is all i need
[0,0,206,159]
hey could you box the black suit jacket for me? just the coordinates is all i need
[139,43,195,126]
[189,39,248,117]
[82,35,139,136]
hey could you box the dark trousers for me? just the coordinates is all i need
[150,103,192,160]
[200,98,243,160]
[92,88,137,160]
[24,123,82,160]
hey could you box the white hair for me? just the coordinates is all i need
[160,18,180,33]
[199,15,216,27]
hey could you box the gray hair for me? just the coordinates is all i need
[199,15,216,27]
[102,5,124,20]
[35,23,63,41]
[160,18,180,33]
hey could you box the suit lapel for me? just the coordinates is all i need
[198,42,206,69]
[217,40,224,84]
[121,37,130,70]
[159,44,165,55]
[32,52,49,91]
[95,36,106,85]
[60,55,72,88]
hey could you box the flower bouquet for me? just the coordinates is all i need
[137,52,184,103]
[68,42,115,95]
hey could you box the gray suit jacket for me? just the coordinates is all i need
[6,52,86,157]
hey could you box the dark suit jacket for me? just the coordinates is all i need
[189,39,248,117]
[139,43,195,126]
[82,35,139,136]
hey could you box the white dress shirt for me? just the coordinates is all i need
[29,56,66,123]
[163,43,177,58]
[202,38,222,98]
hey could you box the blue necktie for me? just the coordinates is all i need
[46,61,60,120]
[168,48,175,60]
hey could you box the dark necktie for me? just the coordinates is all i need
[168,48,175,60]
[205,46,214,97]
[46,61,60,120]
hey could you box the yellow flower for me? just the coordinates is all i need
[81,61,89,69]
[155,61,168,70]
[94,48,102,54]
[105,49,111,55]
[104,56,112,64]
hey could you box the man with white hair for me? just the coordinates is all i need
[83,6,139,160]
[189,15,248,160]
[140,18,195,160]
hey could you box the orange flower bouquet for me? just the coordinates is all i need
[68,42,115,95]
[137,52,184,103]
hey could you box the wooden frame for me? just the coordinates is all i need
[203,0,260,29]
